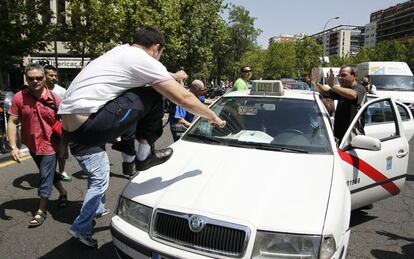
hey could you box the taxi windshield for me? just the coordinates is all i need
[183,97,332,154]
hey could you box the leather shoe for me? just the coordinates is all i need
[135,148,173,171]
[122,162,136,176]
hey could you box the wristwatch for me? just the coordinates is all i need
[10,145,18,150]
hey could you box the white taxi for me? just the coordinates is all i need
[111,80,410,259]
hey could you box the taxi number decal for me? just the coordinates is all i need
[338,149,400,195]
[238,106,257,115]
[347,178,360,186]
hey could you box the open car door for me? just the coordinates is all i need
[367,95,414,141]
[338,97,409,210]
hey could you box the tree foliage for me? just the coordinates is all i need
[240,47,265,79]
[4,0,413,88]
[264,42,297,79]
[406,38,414,72]
[0,0,53,72]
[225,4,261,78]
[372,40,407,61]
[295,37,322,77]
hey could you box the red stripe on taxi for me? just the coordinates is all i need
[338,149,400,195]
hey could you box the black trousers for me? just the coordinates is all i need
[68,87,164,155]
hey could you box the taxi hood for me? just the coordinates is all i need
[122,141,335,235]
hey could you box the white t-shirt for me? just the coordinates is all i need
[52,84,66,99]
[58,44,172,114]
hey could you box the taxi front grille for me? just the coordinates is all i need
[151,210,249,257]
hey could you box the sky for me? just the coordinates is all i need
[224,0,406,48]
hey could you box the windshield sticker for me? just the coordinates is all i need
[238,106,258,115]
[254,103,276,111]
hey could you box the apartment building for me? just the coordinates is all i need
[311,25,365,59]
[366,0,414,46]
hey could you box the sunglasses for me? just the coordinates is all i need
[27,76,44,81]
[242,70,252,73]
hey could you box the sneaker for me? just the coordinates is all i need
[68,228,97,248]
[122,162,136,176]
[59,171,72,181]
[78,234,98,248]
[135,147,173,171]
[68,228,79,238]
[95,208,110,219]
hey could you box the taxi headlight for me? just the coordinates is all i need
[319,235,336,259]
[251,231,321,259]
[117,196,152,232]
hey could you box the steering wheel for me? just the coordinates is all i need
[272,128,309,145]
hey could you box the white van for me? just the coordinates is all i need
[357,62,414,113]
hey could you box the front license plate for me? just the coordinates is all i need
[152,252,172,259]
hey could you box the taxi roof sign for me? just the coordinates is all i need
[250,80,284,96]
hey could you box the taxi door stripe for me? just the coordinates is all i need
[350,174,406,194]
[338,149,400,195]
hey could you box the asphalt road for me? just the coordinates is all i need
[0,127,413,259]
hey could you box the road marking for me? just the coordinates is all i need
[0,156,31,168]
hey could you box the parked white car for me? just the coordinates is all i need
[111,81,410,259]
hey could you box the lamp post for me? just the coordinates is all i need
[322,16,339,64]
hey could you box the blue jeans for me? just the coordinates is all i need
[30,152,60,198]
[70,151,109,235]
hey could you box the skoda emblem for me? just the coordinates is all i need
[189,215,205,232]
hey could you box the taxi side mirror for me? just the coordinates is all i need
[350,135,381,151]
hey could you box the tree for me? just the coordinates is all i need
[0,0,52,77]
[295,37,322,78]
[404,38,414,72]
[351,47,373,64]
[372,40,407,61]
[170,0,227,80]
[264,42,296,79]
[328,55,354,67]
[65,0,129,61]
[240,47,265,79]
[225,4,261,79]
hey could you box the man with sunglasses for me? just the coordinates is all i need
[232,66,252,91]
[7,63,68,228]
[58,27,225,247]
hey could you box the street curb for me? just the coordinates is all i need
[0,147,30,163]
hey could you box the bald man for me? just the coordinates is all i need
[169,80,211,141]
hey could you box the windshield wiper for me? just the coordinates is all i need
[185,134,224,144]
[219,139,309,153]
[270,145,309,153]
